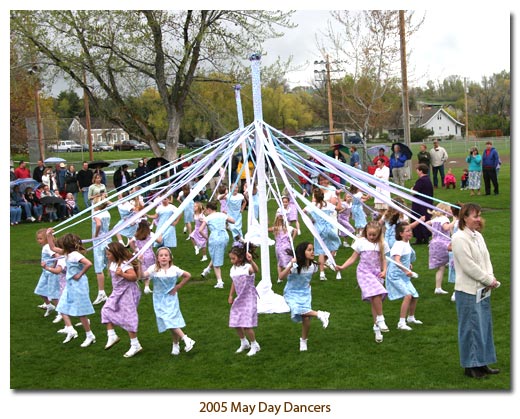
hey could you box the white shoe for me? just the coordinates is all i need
[194,246,200,255]
[247,342,261,357]
[74,319,91,327]
[123,343,143,358]
[317,310,330,329]
[200,255,208,262]
[105,335,120,350]
[37,303,48,310]
[235,341,251,353]
[201,267,211,278]
[80,334,96,348]
[319,272,327,281]
[92,293,108,304]
[406,316,423,325]
[325,260,336,271]
[343,241,350,248]
[185,236,191,241]
[30,216,36,222]
[144,286,153,294]
[171,342,180,356]
[373,325,383,343]
[397,322,412,331]
[214,280,224,289]
[434,288,448,295]
[57,327,68,334]
[63,328,78,343]
[44,303,55,317]
[276,278,283,284]
[52,313,63,324]
[451,292,456,302]
[183,226,187,233]
[377,320,390,332]
[183,336,196,352]
[299,338,308,352]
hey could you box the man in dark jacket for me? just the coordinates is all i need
[482,141,500,195]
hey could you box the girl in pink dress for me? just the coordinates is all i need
[189,202,208,262]
[426,203,452,295]
[129,219,161,294]
[269,212,297,283]
[228,242,260,356]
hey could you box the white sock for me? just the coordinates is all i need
[399,317,406,324]
[130,337,139,346]
[240,337,249,345]
[376,315,385,322]
[107,329,116,337]
[86,331,94,338]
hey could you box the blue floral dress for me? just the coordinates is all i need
[283,264,318,323]
[154,203,177,248]
[386,241,418,300]
[34,244,61,300]
[206,212,230,267]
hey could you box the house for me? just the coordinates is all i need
[68,117,129,146]
[388,107,465,140]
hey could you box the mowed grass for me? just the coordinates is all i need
[10,151,510,390]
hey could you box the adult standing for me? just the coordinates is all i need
[389,144,407,186]
[417,144,431,173]
[373,157,390,211]
[349,146,361,170]
[88,173,107,203]
[452,203,500,379]
[372,148,390,167]
[41,167,58,193]
[134,160,148,186]
[55,162,67,198]
[113,164,131,192]
[32,159,46,183]
[482,141,500,195]
[465,147,482,196]
[64,164,79,201]
[411,163,433,245]
[77,161,93,209]
[14,160,31,179]
[429,140,448,188]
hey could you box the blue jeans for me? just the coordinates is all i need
[81,187,90,209]
[432,165,445,187]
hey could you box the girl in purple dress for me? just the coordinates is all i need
[269,212,297,283]
[336,221,390,343]
[281,192,300,235]
[189,202,208,262]
[101,242,142,358]
[129,220,160,294]
[228,242,260,356]
[337,192,355,247]
[426,203,452,295]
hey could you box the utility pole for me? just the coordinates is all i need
[325,55,334,146]
[399,10,411,147]
[34,85,44,161]
[464,77,469,139]
[83,70,93,161]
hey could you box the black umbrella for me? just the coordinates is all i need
[88,160,110,169]
[40,196,65,205]
[147,157,169,170]
[391,142,413,160]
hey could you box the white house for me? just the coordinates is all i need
[68,117,129,146]
[411,107,465,139]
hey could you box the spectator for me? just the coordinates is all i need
[14,160,31,179]
[113,164,132,192]
[32,160,46,183]
[88,173,107,203]
[134,160,148,185]
[10,198,22,225]
[65,192,80,217]
[10,184,35,221]
[389,143,407,186]
[444,168,456,189]
[349,146,361,170]
[25,186,43,222]
[417,144,431,173]
[55,162,67,198]
[64,164,79,201]
[411,163,434,245]
[372,148,390,167]
[92,166,107,185]
[10,162,16,182]
[76,161,93,208]
[39,185,58,221]
[429,140,448,188]
[41,167,58,193]
[460,169,469,190]
[482,141,500,195]
[465,146,482,196]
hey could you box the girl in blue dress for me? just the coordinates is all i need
[226,184,246,239]
[141,247,195,356]
[177,184,195,237]
[386,222,422,331]
[92,196,111,305]
[46,229,96,347]
[349,184,369,235]
[34,228,61,318]
[148,195,180,249]
[113,192,138,246]
[279,242,330,352]
[198,201,235,288]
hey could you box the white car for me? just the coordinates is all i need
[49,140,82,152]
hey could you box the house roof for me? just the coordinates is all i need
[74,117,124,131]
[411,108,464,128]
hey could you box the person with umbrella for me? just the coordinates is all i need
[113,164,132,192]
[25,186,43,222]
[89,161,109,185]
[10,184,35,222]
[390,144,408,186]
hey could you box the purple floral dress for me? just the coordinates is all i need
[189,213,207,249]
[133,234,157,271]
[351,238,389,301]
[274,227,293,268]
[338,201,355,237]
[428,216,451,269]
[229,264,258,328]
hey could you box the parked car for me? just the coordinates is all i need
[158,141,186,150]
[95,142,114,151]
[301,137,322,144]
[113,139,149,151]
[186,138,210,149]
[49,140,83,152]
[345,132,363,144]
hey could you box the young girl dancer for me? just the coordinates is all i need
[337,192,355,247]
[199,201,235,288]
[113,192,138,247]
[427,203,453,295]
[281,189,301,234]
[91,196,111,305]
[141,247,196,355]
[447,205,461,302]
[216,184,229,214]
[177,184,194,237]
[228,242,261,356]
[34,228,61,318]
[101,242,142,358]
[128,219,161,294]
[335,221,390,343]
[279,242,330,352]
[269,212,297,283]
[385,222,422,330]
[226,184,246,239]
[349,184,369,235]
[46,229,96,347]
[189,201,208,262]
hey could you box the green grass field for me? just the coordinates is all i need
[10,144,510,391]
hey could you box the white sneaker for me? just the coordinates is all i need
[247,342,261,357]
[30,216,36,222]
[123,343,143,358]
[276,278,283,284]
[214,280,224,289]
[63,328,78,343]
[104,335,120,350]
[343,241,350,248]
[75,319,91,327]
[52,313,63,324]
[37,303,48,310]
[144,286,153,294]
[373,325,383,343]
[92,293,108,304]
[299,338,308,352]
[319,272,327,281]
[235,341,251,353]
[183,226,187,233]
[201,267,211,278]
[451,292,456,302]
[325,260,336,271]
[171,342,180,355]
[194,246,200,255]
[434,288,448,295]
[407,316,423,325]
[185,236,191,241]
[317,310,330,329]
[200,255,208,262]
[57,327,68,334]
[397,322,412,331]
[80,334,96,348]
[183,336,195,352]
[335,271,342,280]
[44,303,55,317]
[377,320,390,332]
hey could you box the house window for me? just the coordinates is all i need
[447,126,450,132]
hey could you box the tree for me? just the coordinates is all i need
[10,10,295,159]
